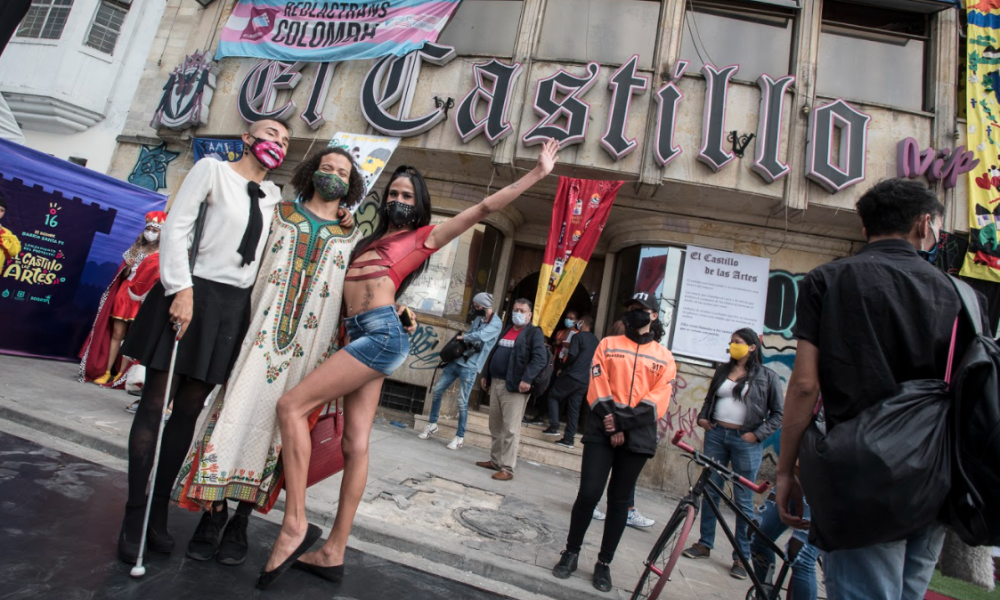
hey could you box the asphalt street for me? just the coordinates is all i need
[0,431,511,600]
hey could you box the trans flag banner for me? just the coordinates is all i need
[216,0,463,62]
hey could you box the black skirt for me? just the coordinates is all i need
[121,277,252,385]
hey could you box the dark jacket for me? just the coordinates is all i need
[483,324,548,393]
[697,364,784,442]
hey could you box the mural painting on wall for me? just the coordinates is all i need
[127,143,180,192]
[192,138,244,162]
[963,2,1000,282]
[328,133,400,195]
[207,43,875,193]
[150,51,217,131]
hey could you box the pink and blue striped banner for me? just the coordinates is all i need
[216,0,463,62]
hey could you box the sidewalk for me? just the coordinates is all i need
[0,354,795,600]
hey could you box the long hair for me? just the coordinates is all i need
[649,318,666,343]
[289,147,366,211]
[708,327,762,401]
[351,165,433,298]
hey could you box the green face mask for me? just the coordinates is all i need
[312,171,349,201]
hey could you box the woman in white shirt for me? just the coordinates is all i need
[680,328,784,581]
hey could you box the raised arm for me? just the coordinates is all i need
[426,138,559,250]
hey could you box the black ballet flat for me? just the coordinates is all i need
[292,559,345,583]
[255,524,322,590]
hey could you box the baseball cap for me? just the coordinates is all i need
[625,292,660,313]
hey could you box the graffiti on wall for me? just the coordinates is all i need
[764,270,804,340]
[407,323,441,370]
[354,195,381,238]
[656,374,707,443]
[128,143,180,191]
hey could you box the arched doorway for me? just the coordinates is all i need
[504,271,595,331]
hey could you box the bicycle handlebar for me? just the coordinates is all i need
[671,430,772,495]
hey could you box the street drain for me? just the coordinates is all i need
[454,507,551,544]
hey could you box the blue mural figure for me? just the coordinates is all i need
[128,142,180,191]
[764,270,804,340]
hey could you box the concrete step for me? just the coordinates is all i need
[415,411,584,473]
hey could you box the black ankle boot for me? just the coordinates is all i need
[118,506,143,564]
[147,498,175,554]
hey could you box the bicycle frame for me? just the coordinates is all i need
[674,431,791,600]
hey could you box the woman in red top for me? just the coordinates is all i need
[258,138,560,588]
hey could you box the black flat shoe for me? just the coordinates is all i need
[118,526,139,564]
[293,559,345,582]
[256,524,322,590]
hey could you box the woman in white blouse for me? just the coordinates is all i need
[681,328,784,581]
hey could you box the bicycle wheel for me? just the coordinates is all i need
[630,502,696,600]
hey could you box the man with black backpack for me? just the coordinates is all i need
[477,298,548,481]
[776,179,990,600]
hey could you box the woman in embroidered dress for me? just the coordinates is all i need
[257,139,561,589]
[169,147,363,566]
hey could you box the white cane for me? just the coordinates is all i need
[130,324,181,578]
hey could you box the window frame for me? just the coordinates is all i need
[681,0,797,85]
[534,0,663,70]
[436,0,524,58]
[84,0,129,55]
[16,0,74,41]
[817,9,934,113]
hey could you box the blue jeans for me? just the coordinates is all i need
[343,305,409,375]
[750,499,819,600]
[697,426,764,561]
[821,523,945,600]
[427,362,477,437]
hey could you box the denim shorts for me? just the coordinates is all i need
[343,305,410,376]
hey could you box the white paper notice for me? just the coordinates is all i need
[672,246,770,362]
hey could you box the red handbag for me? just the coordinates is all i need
[306,399,345,487]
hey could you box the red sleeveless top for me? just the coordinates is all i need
[345,225,438,290]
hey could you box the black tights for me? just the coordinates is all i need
[566,441,649,564]
[124,367,214,530]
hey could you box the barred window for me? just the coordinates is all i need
[86,1,128,54]
[16,0,74,40]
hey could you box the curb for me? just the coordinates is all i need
[0,401,614,600]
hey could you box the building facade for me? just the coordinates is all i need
[0,0,167,173]
[107,0,966,493]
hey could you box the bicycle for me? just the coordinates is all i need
[631,430,803,600]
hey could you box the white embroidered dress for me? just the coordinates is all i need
[173,201,358,511]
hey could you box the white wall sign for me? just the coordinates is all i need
[671,246,770,362]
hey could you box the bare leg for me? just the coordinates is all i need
[300,376,384,567]
[263,349,383,572]
[105,319,128,374]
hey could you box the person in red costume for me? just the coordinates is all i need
[79,211,166,387]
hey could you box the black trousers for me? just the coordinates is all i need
[546,375,588,438]
[566,440,649,564]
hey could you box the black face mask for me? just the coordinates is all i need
[473,308,486,317]
[621,308,651,331]
[624,328,655,345]
[386,201,416,228]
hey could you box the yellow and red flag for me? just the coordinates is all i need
[534,177,623,336]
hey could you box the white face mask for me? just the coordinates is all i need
[512,312,528,327]
[143,230,160,242]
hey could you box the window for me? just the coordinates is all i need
[17,0,73,40]
[86,1,128,54]
[606,245,684,348]
[379,380,427,414]
[437,0,523,57]
[398,218,503,321]
[537,0,660,69]
[681,1,794,82]
[817,1,929,111]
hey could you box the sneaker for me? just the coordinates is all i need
[592,561,613,592]
[592,508,606,521]
[542,427,561,436]
[682,543,711,559]
[555,438,575,449]
[626,509,655,529]
[552,550,578,579]
[186,504,229,561]
[527,416,545,425]
[446,436,464,450]
[418,423,438,439]
[730,560,748,580]
[125,400,140,414]
[216,514,249,566]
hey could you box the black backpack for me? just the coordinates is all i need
[530,334,555,399]
[941,277,1000,547]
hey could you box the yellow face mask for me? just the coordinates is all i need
[729,342,750,360]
